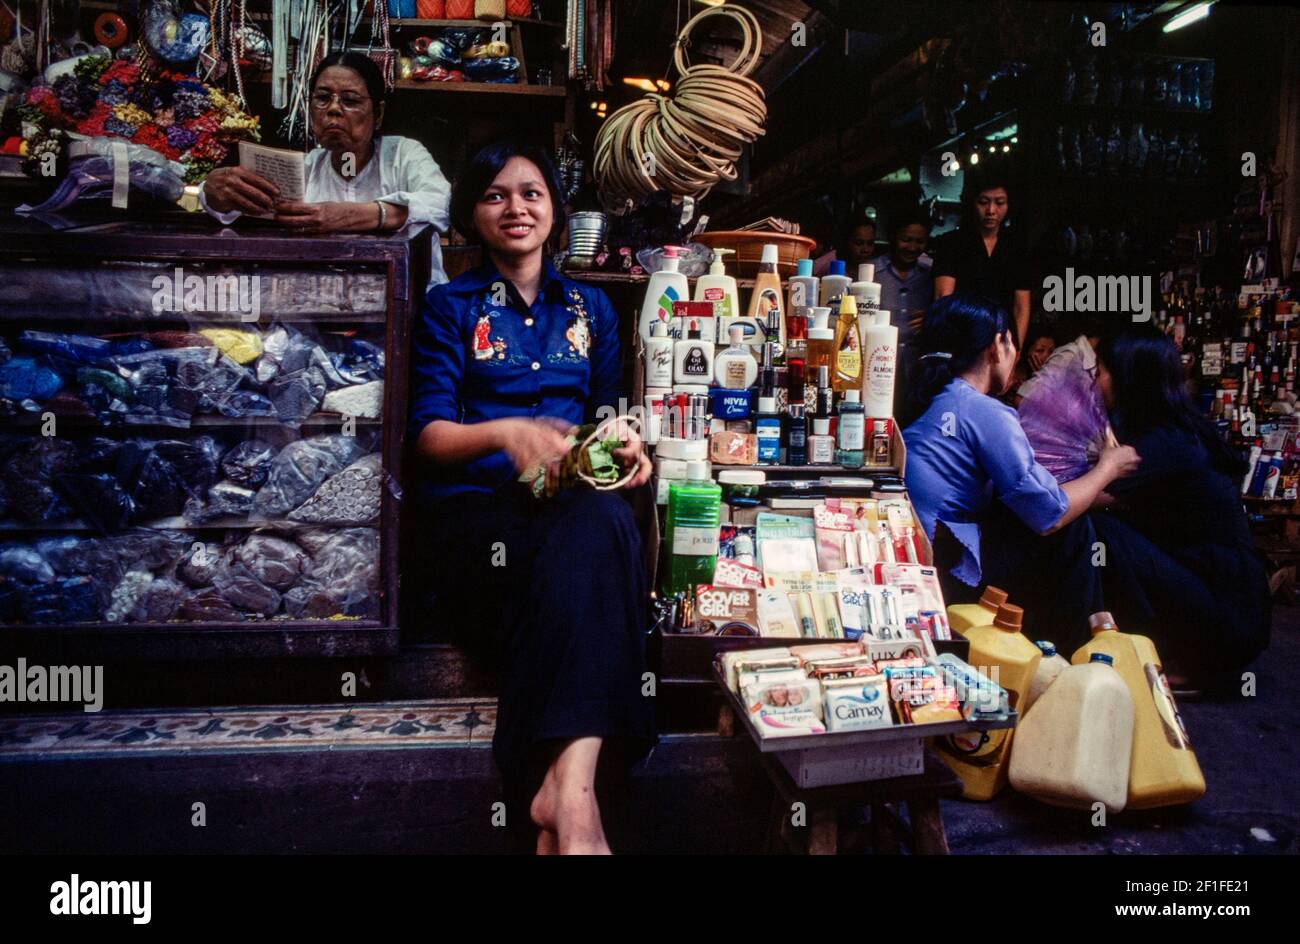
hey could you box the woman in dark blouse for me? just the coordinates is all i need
[408,142,653,854]
[1094,327,1270,686]
[931,175,1033,343]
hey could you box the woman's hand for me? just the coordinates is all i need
[907,310,925,337]
[203,166,278,215]
[273,200,364,234]
[495,417,572,475]
[609,418,653,489]
[1098,442,1141,480]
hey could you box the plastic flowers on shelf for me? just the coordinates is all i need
[19,56,260,185]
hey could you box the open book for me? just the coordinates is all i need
[238,142,306,218]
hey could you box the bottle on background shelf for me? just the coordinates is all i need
[638,244,690,343]
[819,259,851,307]
[644,321,674,388]
[695,247,739,324]
[747,244,786,352]
[673,321,715,385]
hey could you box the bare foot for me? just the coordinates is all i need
[536,828,558,855]
[554,784,610,854]
[530,765,559,834]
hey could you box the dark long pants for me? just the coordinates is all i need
[1092,513,1270,686]
[933,502,1105,647]
[426,484,657,843]
[935,503,1269,685]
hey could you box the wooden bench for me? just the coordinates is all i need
[758,748,964,855]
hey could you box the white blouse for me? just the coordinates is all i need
[200,135,452,285]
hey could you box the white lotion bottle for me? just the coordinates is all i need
[645,321,675,388]
[850,263,881,314]
[639,245,691,343]
[694,248,740,324]
[714,324,758,389]
[861,309,897,419]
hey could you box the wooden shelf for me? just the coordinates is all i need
[392,79,564,95]
[369,17,561,28]
[570,270,759,290]
[0,412,381,430]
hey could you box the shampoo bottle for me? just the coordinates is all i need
[638,245,690,343]
[832,293,863,393]
[820,259,852,307]
[850,263,881,314]
[746,243,786,352]
[805,308,835,407]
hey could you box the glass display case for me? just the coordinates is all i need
[0,217,431,660]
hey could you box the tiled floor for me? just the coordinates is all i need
[0,699,497,760]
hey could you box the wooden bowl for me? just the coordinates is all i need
[695,231,818,277]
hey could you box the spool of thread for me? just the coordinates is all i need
[94,12,129,49]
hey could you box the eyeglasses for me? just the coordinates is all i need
[310,91,371,112]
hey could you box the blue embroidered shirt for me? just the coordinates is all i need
[408,257,624,504]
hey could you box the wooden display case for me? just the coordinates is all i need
[0,216,431,662]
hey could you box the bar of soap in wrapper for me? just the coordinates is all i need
[719,648,795,691]
[822,675,894,732]
[741,677,826,738]
[934,653,1011,721]
[711,431,757,465]
[885,664,963,724]
[790,641,865,664]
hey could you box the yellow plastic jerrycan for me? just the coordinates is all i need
[1071,611,1206,810]
[946,585,1009,637]
[937,603,1041,800]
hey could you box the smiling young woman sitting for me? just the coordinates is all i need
[407,141,655,855]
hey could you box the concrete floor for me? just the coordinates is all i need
[4,609,1297,854]
[937,603,1300,855]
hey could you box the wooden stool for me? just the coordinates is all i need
[758,749,963,855]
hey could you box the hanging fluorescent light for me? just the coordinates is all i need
[622,77,658,92]
[1163,1,1215,33]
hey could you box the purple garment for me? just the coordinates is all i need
[903,378,1069,586]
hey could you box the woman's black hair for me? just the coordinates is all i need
[914,292,1016,416]
[310,52,387,128]
[449,140,566,244]
[837,216,878,260]
[1098,327,1243,477]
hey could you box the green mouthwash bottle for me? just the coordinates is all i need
[661,460,722,597]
